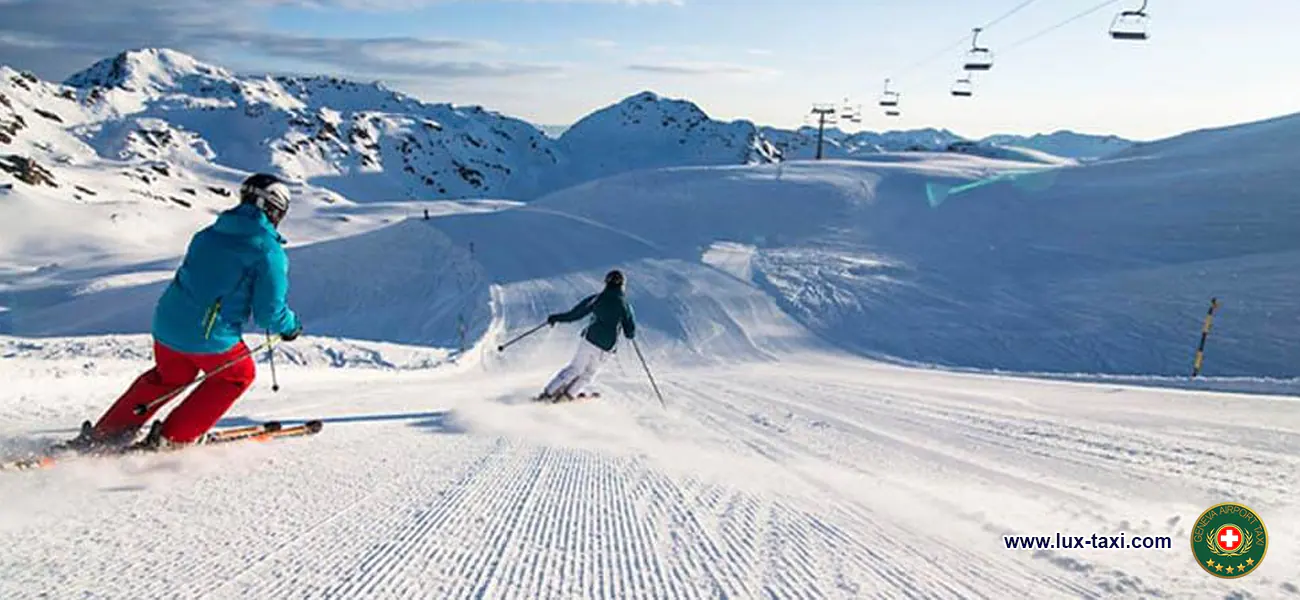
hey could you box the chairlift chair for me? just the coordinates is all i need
[885,109,901,117]
[1109,0,1150,40]
[963,27,994,71]
[951,77,974,97]
[878,78,901,107]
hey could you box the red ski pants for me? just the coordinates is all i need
[94,340,256,444]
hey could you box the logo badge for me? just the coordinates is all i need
[1192,503,1268,578]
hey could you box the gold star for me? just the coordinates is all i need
[1215,564,1224,572]
[1238,563,1246,572]
[1206,559,1216,567]
[1246,558,1255,566]
[1226,566,1235,574]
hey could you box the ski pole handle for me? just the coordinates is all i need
[497,322,547,353]
[132,336,279,416]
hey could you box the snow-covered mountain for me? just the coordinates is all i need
[761,125,1074,165]
[2,49,793,207]
[60,49,562,202]
[536,124,570,139]
[759,126,851,159]
[2,47,1142,213]
[552,91,778,188]
[979,130,1133,159]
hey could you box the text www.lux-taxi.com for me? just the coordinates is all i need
[1003,533,1173,550]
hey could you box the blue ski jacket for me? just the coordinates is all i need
[152,203,301,354]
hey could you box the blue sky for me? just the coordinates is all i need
[0,0,1295,140]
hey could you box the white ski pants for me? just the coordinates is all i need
[544,339,611,396]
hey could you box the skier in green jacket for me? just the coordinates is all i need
[541,269,636,400]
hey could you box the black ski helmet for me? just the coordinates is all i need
[240,173,291,227]
[605,269,625,287]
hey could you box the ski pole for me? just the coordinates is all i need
[632,338,666,410]
[497,322,548,353]
[132,336,279,416]
[266,330,281,393]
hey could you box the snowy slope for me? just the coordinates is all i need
[946,140,1078,165]
[8,109,1300,377]
[981,130,1135,159]
[1,339,1297,599]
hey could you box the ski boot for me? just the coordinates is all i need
[48,421,98,453]
[49,421,135,455]
[125,421,168,453]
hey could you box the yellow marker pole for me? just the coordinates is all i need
[1191,298,1220,378]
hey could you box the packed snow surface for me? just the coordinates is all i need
[1,338,1297,599]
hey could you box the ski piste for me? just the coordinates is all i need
[0,420,324,472]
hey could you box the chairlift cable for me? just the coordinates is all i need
[1004,0,1125,51]
[981,0,1045,30]
[893,36,973,80]
[892,0,1043,80]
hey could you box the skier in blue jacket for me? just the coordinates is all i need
[541,269,636,401]
[84,173,303,448]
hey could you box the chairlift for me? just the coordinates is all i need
[878,79,900,108]
[963,27,994,71]
[885,109,901,117]
[951,77,974,97]
[1109,0,1150,40]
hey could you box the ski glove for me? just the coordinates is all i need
[546,314,560,326]
[280,324,302,342]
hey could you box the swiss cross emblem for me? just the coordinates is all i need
[1193,503,1268,579]
[1217,526,1241,551]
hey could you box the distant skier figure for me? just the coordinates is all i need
[74,173,303,450]
[541,270,636,401]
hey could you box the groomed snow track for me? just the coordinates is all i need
[1,351,1296,599]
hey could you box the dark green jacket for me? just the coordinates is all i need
[551,286,636,352]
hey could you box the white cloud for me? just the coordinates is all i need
[626,61,778,78]
[291,0,682,8]
[233,34,560,78]
[0,31,60,50]
[0,0,560,81]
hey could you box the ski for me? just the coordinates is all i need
[207,420,322,445]
[0,420,323,472]
[533,392,601,404]
[204,421,283,444]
